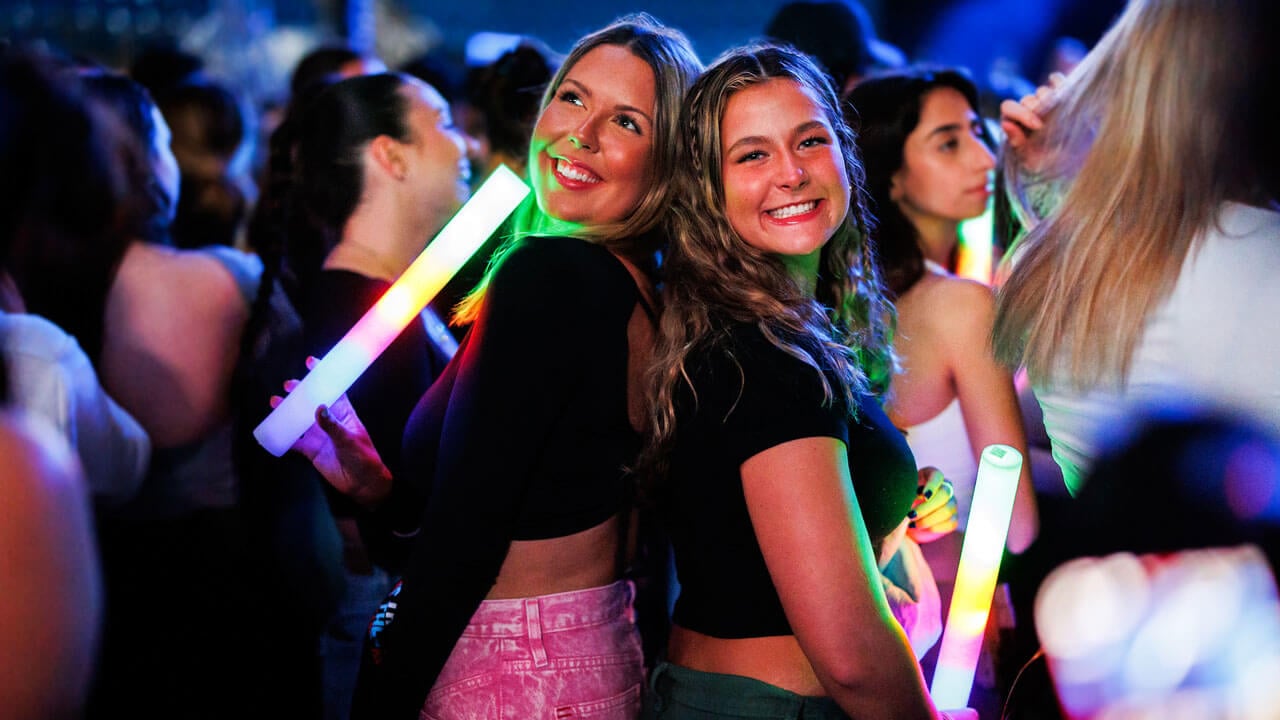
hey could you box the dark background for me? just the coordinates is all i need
[1,0,1125,106]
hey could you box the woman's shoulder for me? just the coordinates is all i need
[1192,202,1280,268]
[0,312,81,364]
[499,235,626,274]
[116,242,249,310]
[912,266,994,305]
[690,323,829,390]
[490,235,636,304]
[907,271,995,329]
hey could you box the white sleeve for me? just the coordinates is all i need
[61,337,150,506]
[4,315,150,505]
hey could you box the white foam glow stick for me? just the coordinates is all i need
[930,443,1023,708]
[957,206,995,285]
[254,164,529,456]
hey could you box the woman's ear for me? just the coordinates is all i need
[888,169,904,203]
[369,135,407,181]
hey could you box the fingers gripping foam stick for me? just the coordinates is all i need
[253,164,530,457]
[930,443,1023,708]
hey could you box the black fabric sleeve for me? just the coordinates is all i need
[710,336,915,547]
[702,330,850,468]
[350,238,631,719]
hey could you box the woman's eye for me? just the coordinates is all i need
[617,114,641,134]
[558,90,583,107]
[799,135,830,149]
[736,150,765,163]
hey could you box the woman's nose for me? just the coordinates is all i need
[777,157,808,189]
[972,138,997,171]
[568,119,598,151]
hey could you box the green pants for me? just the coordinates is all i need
[644,662,850,719]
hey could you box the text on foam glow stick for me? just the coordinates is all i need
[930,443,1023,708]
[253,164,530,456]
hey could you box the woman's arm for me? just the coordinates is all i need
[743,436,942,720]
[943,280,1039,552]
[63,330,150,506]
[0,412,101,720]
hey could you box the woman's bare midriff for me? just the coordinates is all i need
[667,624,828,697]
[485,514,623,599]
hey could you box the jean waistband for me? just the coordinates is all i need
[649,662,847,719]
[460,579,635,638]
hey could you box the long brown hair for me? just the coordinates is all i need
[642,43,895,489]
[453,14,702,326]
[993,0,1280,388]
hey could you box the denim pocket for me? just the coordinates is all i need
[421,672,498,720]
[551,681,642,719]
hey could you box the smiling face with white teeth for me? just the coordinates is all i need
[720,78,850,285]
[529,44,657,228]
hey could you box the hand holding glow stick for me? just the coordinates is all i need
[254,164,530,456]
[930,443,1023,709]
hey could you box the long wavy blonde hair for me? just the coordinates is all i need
[453,14,701,325]
[641,44,896,489]
[993,0,1279,388]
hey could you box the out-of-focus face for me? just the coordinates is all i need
[451,99,492,180]
[720,78,850,281]
[890,86,995,229]
[150,105,180,219]
[399,78,471,235]
[528,44,656,227]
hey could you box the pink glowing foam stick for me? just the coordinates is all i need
[930,443,1023,708]
[254,165,529,456]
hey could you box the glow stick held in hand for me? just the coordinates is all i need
[930,443,1023,709]
[254,164,530,457]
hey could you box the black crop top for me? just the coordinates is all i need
[354,235,645,717]
[665,324,917,639]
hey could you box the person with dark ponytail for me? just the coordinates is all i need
[248,70,471,720]
[279,14,702,719]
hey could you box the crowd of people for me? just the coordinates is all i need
[2,1,1278,719]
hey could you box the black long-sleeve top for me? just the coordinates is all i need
[351,235,644,718]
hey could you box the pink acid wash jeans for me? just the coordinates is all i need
[421,580,644,720]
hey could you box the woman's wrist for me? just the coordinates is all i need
[352,466,394,510]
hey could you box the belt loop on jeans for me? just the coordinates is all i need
[648,662,670,713]
[523,597,549,667]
